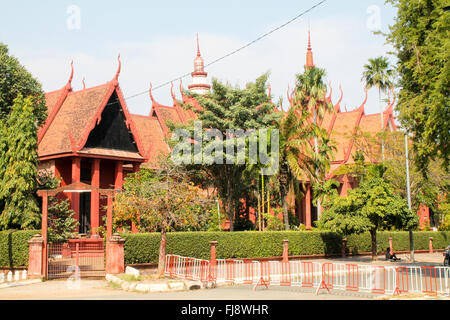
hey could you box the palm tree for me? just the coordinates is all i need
[293,67,334,220]
[361,56,395,161]
[278,105,317,230]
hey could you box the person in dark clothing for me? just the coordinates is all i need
[386,247,400,261]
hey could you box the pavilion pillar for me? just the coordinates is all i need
[71,158,81,229]
[114,161,123,190]
[341,174,351,197]
[127,162,140,234]
[90,159,100,235]
[106,193,113,242]
[305,184,312,230]
[41,191,48,278]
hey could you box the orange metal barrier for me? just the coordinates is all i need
[394,266,409,296]
[422,266,438,296]
[254,261,270,290]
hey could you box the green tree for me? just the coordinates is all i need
[47,198,79,243]
[361,56,395,161]
[0,95,40,230]
[317,164,418,260]
[383,0,449,174]
[0,43,47,125]
[277,102,323,230]
[350,129,449,227]
[173,73,280,231]
[113,160,214,276]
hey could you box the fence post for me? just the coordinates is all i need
[429,237,433,254]
[282,239,289,263]
[342,238,347,258]
[27,234,44,279]
[389,237,393,255]
[105,233,125,274]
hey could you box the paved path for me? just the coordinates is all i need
[0,279,371,300]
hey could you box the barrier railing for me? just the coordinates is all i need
[164,254,450,297]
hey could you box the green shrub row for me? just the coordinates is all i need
[1,230,448,267]
[0,230,39,267]
[122,231,450,265]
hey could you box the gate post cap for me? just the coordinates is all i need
[28,234,44,243]
[110,233,125,243]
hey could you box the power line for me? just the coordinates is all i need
[121,0,328,102]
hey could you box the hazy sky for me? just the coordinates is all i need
[0,0,398,115]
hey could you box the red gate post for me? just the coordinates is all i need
[342,238,347,258]
[429,237,433,254]
[208,241,217,283]
[389,237,393,256]
[105,233,125,274]
[282,239,289,263]
[27,234,44,279]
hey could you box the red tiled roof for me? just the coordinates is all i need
[329,109,362,163]
[158,106,183,126]
[38,84,111,157]
[44,90,64,116]
[131,114,169,168]
[39,71,147,161]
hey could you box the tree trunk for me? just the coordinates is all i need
[157,229,167,277]
[227,184,234,232]
[370,228,378,261]
[379,87,385,162]
[280,185,290,231]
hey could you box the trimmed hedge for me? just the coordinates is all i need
[0,230,39,267]
[122,231,450,265]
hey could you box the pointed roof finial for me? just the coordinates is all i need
[149,83,156,104]
[65,60,74,90]
[189,34,211,94]
[82,77,86,90]
[114,54,121,81]
[171,81,176,101]
[308,30,312,50]
[305,30,315,69]
[196,33,201,57]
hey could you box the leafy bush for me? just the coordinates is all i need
[122,230,450,264]
[0,230,38,267]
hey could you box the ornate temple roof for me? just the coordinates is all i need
[39,34,397,175]
[38,56,147,162]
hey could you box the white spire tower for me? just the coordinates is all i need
[188,34,211,95]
